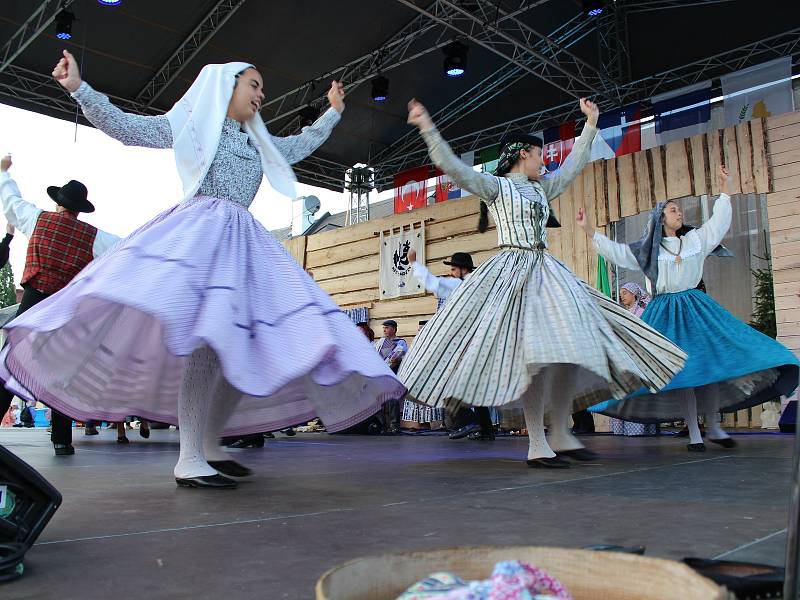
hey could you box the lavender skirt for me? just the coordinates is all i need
[0,196,405,435]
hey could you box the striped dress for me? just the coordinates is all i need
[398,125,686,413]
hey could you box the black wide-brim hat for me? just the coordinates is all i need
[47,180,94,213]
[443,252,474,270]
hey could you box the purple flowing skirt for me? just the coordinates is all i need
[0,196,405,435]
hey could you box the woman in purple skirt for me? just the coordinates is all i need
[1,50,405,489]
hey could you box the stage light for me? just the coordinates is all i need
[55,10,74,40]
[97,0,122,5]
[583,0,605,16]
[371,75,389,102]
[443,41,468,78]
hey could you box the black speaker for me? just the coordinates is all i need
[0,444,61,582]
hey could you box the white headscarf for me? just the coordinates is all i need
[165,62,297,200]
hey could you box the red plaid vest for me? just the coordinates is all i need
[22,211,97,295]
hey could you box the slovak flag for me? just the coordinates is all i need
[393,166,431,214]
[542,122,576,172]
[590,103,642,161]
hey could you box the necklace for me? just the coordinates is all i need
[660,238,683,264]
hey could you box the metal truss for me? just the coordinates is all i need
[265,0,558,136]
[370,9,597,170]
[134,0,246,106]
[372,26,800,188]
[0,0,77,75]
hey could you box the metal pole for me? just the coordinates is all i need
[784,403,800,599]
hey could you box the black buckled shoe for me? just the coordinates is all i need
[558,448,599,461]
[467,431,496,441]
[53,444,75,456]
[449,422,480,440]
[208,460,252,478]
[526,457,570,469]
[687,443,706,452]
[175,474,238,489]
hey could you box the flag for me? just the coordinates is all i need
[479,145,500,174]
[434,151,475,202]
[591,104,642,161]
[542,121,576,172]
[721,57,793,126]
[651,81,712,146]
[596,255,611,297]
[393,166,431,214]
[379,223,426,299]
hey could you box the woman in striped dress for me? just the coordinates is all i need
[399,99,687,468]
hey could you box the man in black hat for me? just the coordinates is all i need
[406,249,495,440]
[0,155,119,455]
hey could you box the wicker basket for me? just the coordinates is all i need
[316,546,729,600]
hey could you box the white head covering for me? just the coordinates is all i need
[165,62,297,200]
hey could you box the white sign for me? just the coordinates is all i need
[379,222,426,300]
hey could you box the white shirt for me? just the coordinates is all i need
[0,172,120,257]
[411,261,472,302]
[592,193,732,294]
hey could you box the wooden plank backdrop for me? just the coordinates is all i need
[280,117,793,426]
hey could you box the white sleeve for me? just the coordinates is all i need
[92,229,122,258]
[0,172,42,238]
[412,261,461,301]
[592,230,641,271]
[695,193,732,256]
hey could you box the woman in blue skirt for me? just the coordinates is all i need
[579,166,799,451]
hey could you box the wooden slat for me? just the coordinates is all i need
[664,139,692,198]
[332,288,379,307]
[774,281,800,297]
[774,173,800,192]
[774,267,800,285]
[779,321,800,336]
[770,148,800,167]
[772,239,800,258]
[312,254,379,282]
[774,253,800,271]
[750,404,763,429]
[778,335,800,350]
[427,230,497,261]
[767,122,800,142]
[649,146,668,201]
[768,201,800,219]
[560,183,578,273]
[689,136,709,197]
[736,409,749,428]
[617,154,637,217]
[281,235,307,267]
[767,135,800,155]
[776,292,800,310]
[575,172,591,282]
[548,198,564,261]
[767,112,800,130]
[722,127,743,195]
[766,188,800,206]
[708,129,724,196]
[771,228,800,244]
[369,295,438,319]
[307,236,379,268]
[736,121,755,193]
[776,307,800,323]
[634,150,653,212]
[594,161,609,227]
[606,159,620,222]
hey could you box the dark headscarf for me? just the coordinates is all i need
[492,133,543,177]
[628,201,733,285]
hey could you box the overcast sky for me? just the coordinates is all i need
[0,102,360,286]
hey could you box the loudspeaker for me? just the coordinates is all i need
[0,444,61,582]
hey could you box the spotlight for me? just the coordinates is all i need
[299,105,321,127]
[443,41,468,78]
[583,0,605,16]
[371,75,389,102]
[54,10,74,40]
[97,0,122,5]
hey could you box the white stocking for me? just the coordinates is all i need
[174,346,219,478]
[681,389,703,445]
[521,390,556,459]
[698,384,729,440]
[547,398,585,453]
[203,369,243,462]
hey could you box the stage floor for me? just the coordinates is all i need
[0,428,794,598]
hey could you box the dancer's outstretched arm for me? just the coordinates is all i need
[576,206,640,271]
[539,98,599,200]
[0,155,43,238]
[270,81,343,165]
[408,99,499,202]
[695,166,733,256]
[54,50,172,149]
[407,248,461,301]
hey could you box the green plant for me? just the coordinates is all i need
[749,247,776,339]
[0,264,15,309]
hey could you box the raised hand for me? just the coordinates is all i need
[579,98,599,127]
[407,99,434,132]
[408,249,417,263]
[576,207,594,237]
[327,80,345,114]
[0,154,11,173]
[52,49,82,93]
[5,223,13,236]
[718,164,731,195]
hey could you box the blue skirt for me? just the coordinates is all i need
[591,289,799,423]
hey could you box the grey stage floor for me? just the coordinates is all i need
[0,428,795,599]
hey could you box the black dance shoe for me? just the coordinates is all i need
[558,448,599,461]
[208,460,252,478]
[449,422,480,440]
[53,444,75,456]
[687,443,706,452]
[175,474,238,489]
[227,435,265,448]
[526,457,570,469]
[709,437,737,449]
